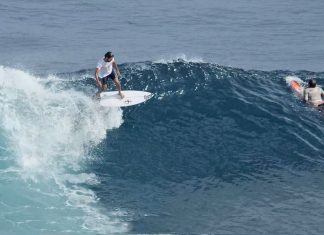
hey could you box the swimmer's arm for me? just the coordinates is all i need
[304,89,309,101]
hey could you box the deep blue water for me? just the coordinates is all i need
[1,1,324,235]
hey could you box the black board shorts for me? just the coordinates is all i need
[100,71,116,85]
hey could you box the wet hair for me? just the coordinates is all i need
[308,79,316,88]
[104,51,114,58]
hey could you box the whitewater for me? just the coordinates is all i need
[0,66,128,234]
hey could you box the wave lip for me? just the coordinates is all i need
[153,54,205,64]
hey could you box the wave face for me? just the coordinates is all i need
[1,61,324,234]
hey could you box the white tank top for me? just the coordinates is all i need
[304,87,324,102]
[96,57,114,78]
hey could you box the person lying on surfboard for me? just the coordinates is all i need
[304,79,324,107]
[95,51,125,99]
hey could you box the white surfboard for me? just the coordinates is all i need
[99,90,153,107]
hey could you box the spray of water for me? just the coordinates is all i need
[0,66,129,234]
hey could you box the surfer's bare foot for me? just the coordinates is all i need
[119,92,125,99]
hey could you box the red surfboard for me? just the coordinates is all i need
[290,80,304,97]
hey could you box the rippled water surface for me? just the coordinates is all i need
[1,1,324,234]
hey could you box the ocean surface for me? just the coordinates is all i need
[1,1,324,234]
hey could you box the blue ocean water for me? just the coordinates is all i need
[1,1,324,234]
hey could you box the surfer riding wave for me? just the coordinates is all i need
[95,51,125,99]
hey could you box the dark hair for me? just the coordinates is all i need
[308,79,316,88]
[104,51,114,58]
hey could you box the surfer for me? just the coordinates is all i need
[95,51,125,99]
[303,79,324,107]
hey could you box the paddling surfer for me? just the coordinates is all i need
[95,51,125,99]
[304,79,324,107]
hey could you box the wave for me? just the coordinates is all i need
[1,61,324,233]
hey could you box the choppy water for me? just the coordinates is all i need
[1,0,324,234]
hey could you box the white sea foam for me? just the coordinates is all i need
[153,54,205,64]
[0,66,129,234]
[284,75,303,86]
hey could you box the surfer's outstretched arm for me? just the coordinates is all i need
[113,61,120,77]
